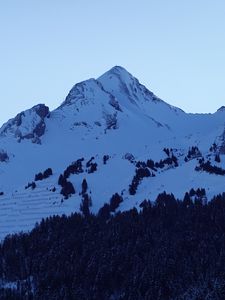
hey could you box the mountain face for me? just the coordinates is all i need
[0,66,225,239]
[0,104,49,143]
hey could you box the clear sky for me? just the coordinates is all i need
[1,0,225,125]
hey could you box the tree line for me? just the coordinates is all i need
[1,192,225,299]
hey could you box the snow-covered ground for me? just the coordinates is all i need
[0,66,225,239]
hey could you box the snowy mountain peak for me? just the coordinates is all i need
[0,104,49,144]
[98,66,141,104]
[99,65,134,82]
[1,66,225,240]
[97,66,185,129]
[60,78,97,108]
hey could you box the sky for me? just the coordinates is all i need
[1,0,225,125]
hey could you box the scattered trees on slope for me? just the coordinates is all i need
[35,168,53,181]
[195,160,225,175]
[184,146,202,162]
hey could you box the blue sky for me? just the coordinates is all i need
[1,0,225,124]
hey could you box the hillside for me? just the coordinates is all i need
[0,66,225,239]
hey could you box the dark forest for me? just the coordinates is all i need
[1,192,225,299]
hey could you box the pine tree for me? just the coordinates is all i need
[81,179,88,195]
[80,194,92,217]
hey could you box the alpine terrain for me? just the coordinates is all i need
[0,66,225,239]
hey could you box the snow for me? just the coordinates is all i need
[0,65,225,239]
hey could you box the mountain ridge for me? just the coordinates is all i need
[0,66,225,239]
[1,66,223,133]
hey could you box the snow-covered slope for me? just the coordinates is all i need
[0,66,225,239]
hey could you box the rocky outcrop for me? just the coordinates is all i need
[0,104,49,144]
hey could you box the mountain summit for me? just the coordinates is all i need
[0,66,225,239]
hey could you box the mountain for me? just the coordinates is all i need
[0,65,225,239]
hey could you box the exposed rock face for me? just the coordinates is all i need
[103,111,118,130]
[0,104,49,144]
[109,96,122,112]
[61,79,96,108]
[35,104,49,119]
